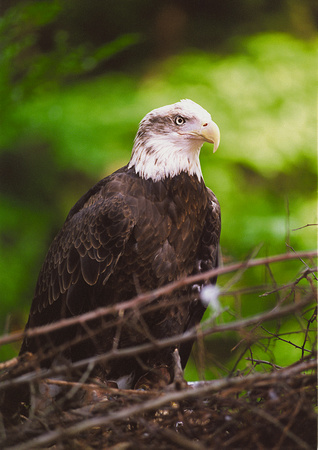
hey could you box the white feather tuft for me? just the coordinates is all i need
[200,284,221,311]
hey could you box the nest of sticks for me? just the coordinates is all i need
[0,251,317,449]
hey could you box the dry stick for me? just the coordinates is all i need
[273,395,304,450]
[159,428,206,450]
[1,250,317,348]
[245,358,282,369]
[260,326,314,353]
[6,359,316,450]
[286,244,318,281]
[245,406,311,450]
[0,294,315,392]
[292,223,317,231]
[260,267,317,297]
[301,307,317,359]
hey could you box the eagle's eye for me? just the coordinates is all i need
[174,115,186,126]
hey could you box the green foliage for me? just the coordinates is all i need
[6,33,315,252]
[0,0,139,321]
[0,0,138,141]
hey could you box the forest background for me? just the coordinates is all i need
[0,0,316,381]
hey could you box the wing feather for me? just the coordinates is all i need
[29,185,137,321]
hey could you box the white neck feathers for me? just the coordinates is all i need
[128,134,203,182]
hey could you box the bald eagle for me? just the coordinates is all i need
[20,99,221,389]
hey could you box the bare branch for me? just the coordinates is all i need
[292,223,317,231]
[1,250,316,348]
[0,295,314,393]
[5,358,316,450]
[1,250,316,449]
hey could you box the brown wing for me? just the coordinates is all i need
[179,187,221,368]
[197,187,221,276]
[20,173,137,354]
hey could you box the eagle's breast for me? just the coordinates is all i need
[104,169,209,301]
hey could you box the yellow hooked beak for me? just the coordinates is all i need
[199,120,220,153]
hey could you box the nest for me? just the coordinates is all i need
[0,251,317,449]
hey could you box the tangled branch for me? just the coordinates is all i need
[0,250,316,449]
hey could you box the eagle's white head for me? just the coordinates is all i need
[128,99,220,182]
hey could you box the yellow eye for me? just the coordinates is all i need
[174,116,185,126]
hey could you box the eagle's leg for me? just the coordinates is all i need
[133,348,187,390]
[134,365,172,390]
[172,348,188,389]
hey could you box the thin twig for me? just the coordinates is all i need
[0,250,316,348]
[292,224,317,231]
[0,296,314,392]
[6,359,316,450]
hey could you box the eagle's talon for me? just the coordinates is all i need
[134,366,172,390]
